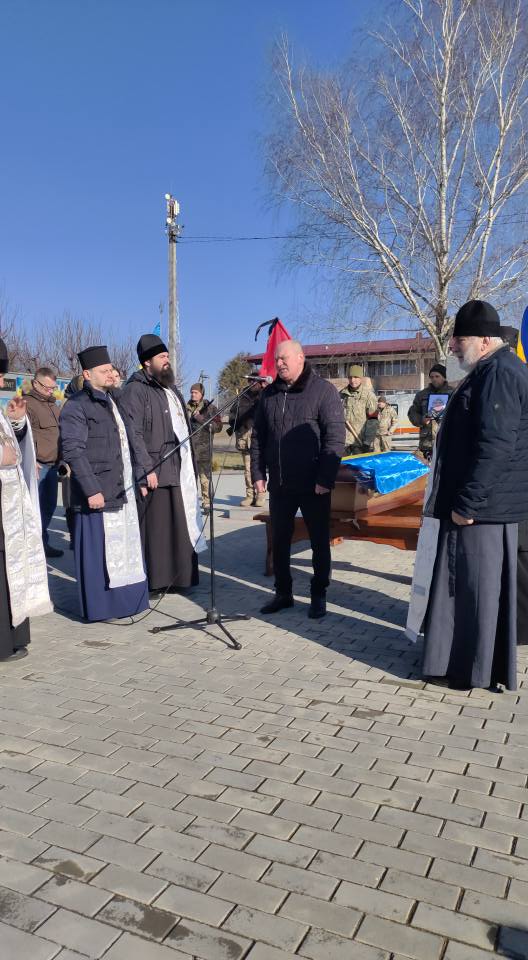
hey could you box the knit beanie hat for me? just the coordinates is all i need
[453,300,501,337]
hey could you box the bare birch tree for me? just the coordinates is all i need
[266,0,528,356]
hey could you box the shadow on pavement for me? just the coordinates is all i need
[200,521,423,682]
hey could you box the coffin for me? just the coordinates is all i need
[254,466,427,575]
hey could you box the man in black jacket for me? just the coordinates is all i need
[251,339,345,619]
[59,345,149,621]
[421,301,528,690]
[120,335,204,594]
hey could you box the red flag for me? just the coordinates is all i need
[257,318,292,379]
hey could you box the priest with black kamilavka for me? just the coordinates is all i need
[0,337,52,660]
[421,300,528,691]
[59,345,149,621]
[120,335,205,594]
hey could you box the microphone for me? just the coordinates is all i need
[243,375,273,383]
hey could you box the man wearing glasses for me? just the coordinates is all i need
[25,367,63,558]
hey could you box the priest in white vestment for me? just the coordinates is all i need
[0,337,52,660]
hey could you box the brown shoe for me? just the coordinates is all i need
[240,496,253,507]
[254,495,266,508]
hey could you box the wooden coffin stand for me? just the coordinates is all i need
[254,465,427,577]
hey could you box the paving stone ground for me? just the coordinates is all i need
[1,472,528,959]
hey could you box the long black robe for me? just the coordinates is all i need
[422,520,517,690]
[518,519,528,644]
[138,486,198,591]
[0,496,30,659]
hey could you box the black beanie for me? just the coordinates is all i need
[0,338,8,374]
[453,300,501,337]
[137,334,168,363]
[429,363,447,379]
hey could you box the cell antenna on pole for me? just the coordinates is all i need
[165,194,182,387]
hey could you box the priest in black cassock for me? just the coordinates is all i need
[120,335,205,593]
[421,301,528,691]
[0,337,51,660]
[59,345,149,621]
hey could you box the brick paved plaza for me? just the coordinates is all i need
[1,474,527,959]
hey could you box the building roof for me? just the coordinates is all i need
[247,332,434,363]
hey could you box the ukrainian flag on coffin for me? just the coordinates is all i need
[517,306,528,363]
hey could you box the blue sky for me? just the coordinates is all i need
[0,0,375,387]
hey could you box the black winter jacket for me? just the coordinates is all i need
[425,345,528,522]
[251,363,345,492]
[228,390,260,433]
[59,384,134,511]
[119,370,195,487]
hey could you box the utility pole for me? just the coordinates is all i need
[198,369,210,400]
[164,194,182,387]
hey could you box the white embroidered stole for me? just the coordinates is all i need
[102,399,146,588]
[164,389,207,554]
[0,412,52,627]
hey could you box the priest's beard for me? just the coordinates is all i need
[156,365,175,387]
[458,340,484,371]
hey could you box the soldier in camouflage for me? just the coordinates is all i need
[228,377,264,507]
[186,383,222,513]
[408,363,453,460]
[371,395,398,452]
[339,364,378,455]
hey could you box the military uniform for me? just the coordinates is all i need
[340,383,378,455]
[372,405,398,453]
[408,383,453,459]
[186,397,222,510]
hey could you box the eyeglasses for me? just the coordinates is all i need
[35,380,56,393]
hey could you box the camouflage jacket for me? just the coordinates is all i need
[186,398,222,461]
[340,383,378,446]
[408,383,454,450]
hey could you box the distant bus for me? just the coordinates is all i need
[383,392,419,447]
[0,372,72,411]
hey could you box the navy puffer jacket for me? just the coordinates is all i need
[59,384,135,511]
[425,345,528,522]
[251,363,345,492]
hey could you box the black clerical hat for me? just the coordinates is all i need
[0,337,8,374]
[78,345,111,370]
[453,300,501,337]
[137,334,168,363]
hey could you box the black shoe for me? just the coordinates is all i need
[0,648,28,663]
[308,595,327,619]
[45,545,63,558]
[260,595,294,614]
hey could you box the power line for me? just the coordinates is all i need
[178,214,528,245]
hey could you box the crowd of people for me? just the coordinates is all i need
[1,300,527,697]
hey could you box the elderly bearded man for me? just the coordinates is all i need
[251,340,345,619]
[0,338,51,659]
[59,346,149,621]
[421,300,528,691]
[120,335,205,594]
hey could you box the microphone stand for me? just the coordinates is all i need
[149,380,264,650]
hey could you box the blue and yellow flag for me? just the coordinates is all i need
[517,307,528,363]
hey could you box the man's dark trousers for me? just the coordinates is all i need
[38,463,58,548]
[270,488,331,597]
